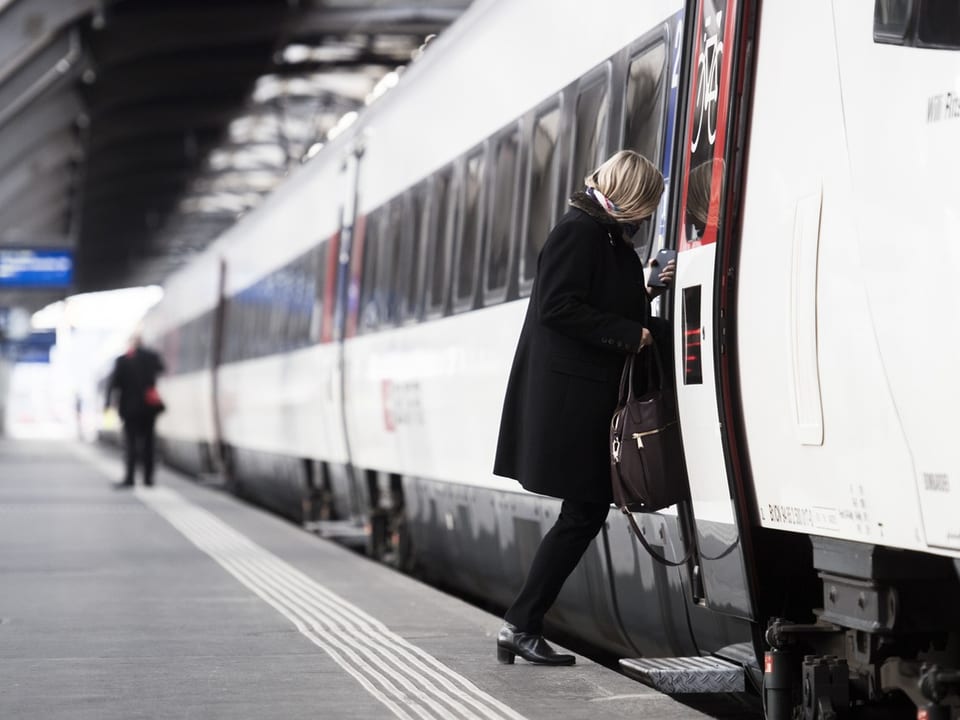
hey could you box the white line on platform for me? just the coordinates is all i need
[75,446,528,720]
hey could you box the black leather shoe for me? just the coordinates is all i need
[496,623,575,666]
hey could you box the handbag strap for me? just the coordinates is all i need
[617,353,635,406]
[621,337,668,404]
[620,507,693,567]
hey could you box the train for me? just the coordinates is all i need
[106,0,960,717]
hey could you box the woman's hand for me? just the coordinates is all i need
[637,327,653,352]
[646,258,676,298]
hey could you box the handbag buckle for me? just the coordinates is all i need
[632,432,644,449]
[611,437,621,463]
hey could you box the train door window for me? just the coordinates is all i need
[425,166,455,317]
[359,208,382,333]
[570,67,611,201]
[403,182,428,321]
[453,149,485,312]
[483,126,520,304]
[624,42,667,167]
[521,102,564,290]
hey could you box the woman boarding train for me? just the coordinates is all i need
[493,150,675,665]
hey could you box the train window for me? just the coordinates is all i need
[521,103,563,286]
[453,150,485,311]
[197,313,210,369]
[484,128,519,301]
[874,0,960,48]
[570,71,611,200]
[392,197,415,323]
[917,0,960,48]
[290,253,314,347]
[402,184,428,321]
[235,294,249,361]
[310,243,325,343]
[682,286,703,385]
[270,269,290,350]
[232,292,245,361]
[359,208,381,333]
[377,201,400,326]
[425,167,454,316]
[258,277,272,356]
[874,0,913,43]
[624,43,667,168]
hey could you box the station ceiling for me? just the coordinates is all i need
[0,0,471,313]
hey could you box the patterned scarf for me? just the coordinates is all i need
[586,186,619,215]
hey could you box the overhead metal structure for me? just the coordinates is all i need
[0,0,471,313]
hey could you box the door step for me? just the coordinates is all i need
[619,656,745,693]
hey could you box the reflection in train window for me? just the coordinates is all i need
[523,104,562,285]
[570,73,610,199]
[624,43,666,167]
[425,168,453,316]
[485,129,519,299]
[454,151,485,310]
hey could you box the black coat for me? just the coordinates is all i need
[494,194,650,504]
[107,347,164,421]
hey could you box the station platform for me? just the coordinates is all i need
[0,440,722,720]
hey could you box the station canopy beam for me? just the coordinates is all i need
[0,0,471,312]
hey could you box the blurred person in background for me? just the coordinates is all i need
[105,334,165,488]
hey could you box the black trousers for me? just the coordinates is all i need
[504,499,609,635]
[123,415,157,485]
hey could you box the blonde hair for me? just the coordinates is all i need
[585,150,663,223]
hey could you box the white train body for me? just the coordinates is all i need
[134,0,960,712]
[739,2,960,555]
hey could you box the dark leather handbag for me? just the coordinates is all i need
[610,341,691,565]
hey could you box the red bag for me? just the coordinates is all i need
[144,386,165,413]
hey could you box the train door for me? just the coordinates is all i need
[671,0,757,620]
[326,140,366,521]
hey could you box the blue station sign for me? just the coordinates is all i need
[0,249,73,288]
